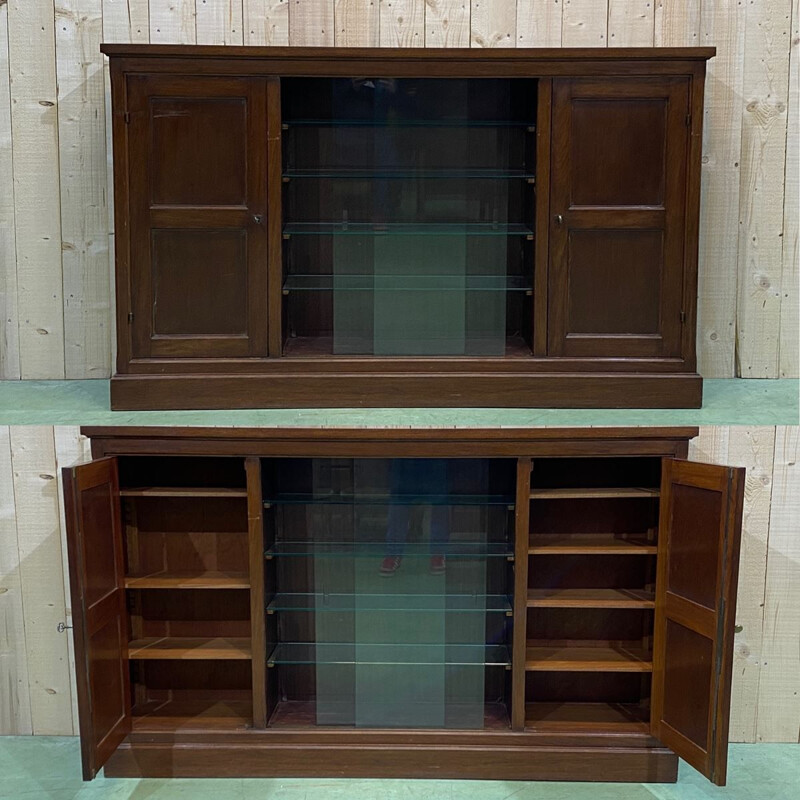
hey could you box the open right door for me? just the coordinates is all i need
[652,459,745,785]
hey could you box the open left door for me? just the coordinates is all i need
[63,457,130,779]
[652,459,745,785]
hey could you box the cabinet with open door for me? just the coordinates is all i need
[104,45,713,410]
[63,426,743,783]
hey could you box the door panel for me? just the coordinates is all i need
[567,230,662,334]
[548,77,689,358]
[652,459,745,786]
[127,75,270,359]
[63,457,130,780]
[567,97,667,206]
[149,96,248,206]
[152,229,248,337]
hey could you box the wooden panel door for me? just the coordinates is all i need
[652,459,745,785]
[126,75,270,359]
[63,457,130,780]
[548,78,690,358]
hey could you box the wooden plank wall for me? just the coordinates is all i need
[0,424,797,740]
[0,1,796,379]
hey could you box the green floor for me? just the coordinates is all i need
[0,378,796,425]
[0,737,795,799]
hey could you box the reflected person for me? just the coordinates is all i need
[380,459,450,576]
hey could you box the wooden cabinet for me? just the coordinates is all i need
[125,75,272,359]
[104,46,714,410]
[63,426,743,784]
[548,77,689,359]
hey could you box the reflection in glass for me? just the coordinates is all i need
[281,78,536,357]
[268,458,513,729]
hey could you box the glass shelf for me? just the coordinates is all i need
[283,222,534,237]
[267,593,513,613]
[264,492,514,506]
[284,118,536,129]
[282,274,532,293]
[283,168,535,180]
[264,542,514,559]
[267,642,511,667]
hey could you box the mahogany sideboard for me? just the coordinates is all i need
[102,45,715,409]
[64,426,743,783]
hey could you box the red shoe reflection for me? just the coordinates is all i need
[430,555,446,575]
[380,555,402,576]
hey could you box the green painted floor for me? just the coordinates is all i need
[0,378,796,425]
[0,738,795,799]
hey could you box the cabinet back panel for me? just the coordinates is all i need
[134,530,248,575]
[137,661,252,693]
[137,589,250,638]
[531,457,661,489]
[273,665,507,707]
[119,457,247,489]
[525,672,651,705]
[529,498,658,535]
[274,553,510,596]
[527,608,652,642]
[133,498,247,532]
[528,555,654,590]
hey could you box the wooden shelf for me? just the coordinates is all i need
[530,488,659,500]
[528,534,658,555]
[282,334,533,359]
[128,637,252,660]
[120,487,248,498]
[527,588,655,609]
[125,571,250,590]
[132,697,253,731]
[525,702,649,732]
[525,643,653,672]
[268,699,511,730]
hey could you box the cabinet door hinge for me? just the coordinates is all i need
[127,312,134,324]
[680,310,686,324]
[123,111,131,124]
[685,114,692,128]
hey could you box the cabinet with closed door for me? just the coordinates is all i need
[64,427,743,783]
[104,46,713,409]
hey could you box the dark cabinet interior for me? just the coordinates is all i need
[280,77,536,358]
[104,45,714,410]
[64,427,743,784]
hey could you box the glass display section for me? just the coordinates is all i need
[281,78,536,357]
[262,457,515,729]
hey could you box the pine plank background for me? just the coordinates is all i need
[0,424,796,740]
[0,1,796,379]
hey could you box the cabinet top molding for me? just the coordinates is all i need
[80,426,701,459]
[81,426,700,442]
[100,45,715,62]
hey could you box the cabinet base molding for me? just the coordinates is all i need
[110,372,703,410]
[104,739,679,782]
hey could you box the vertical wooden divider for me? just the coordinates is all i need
[533,80,552,357]
[266,77,283,356]
[511,457,532,730]
[246,457,267,728]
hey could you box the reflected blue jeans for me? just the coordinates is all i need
[385,459,450,557]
